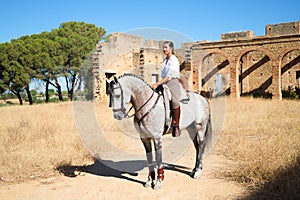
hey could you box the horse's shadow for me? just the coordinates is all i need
[56,159,146,185]
[163,163,193,177]
[56,159,193,185]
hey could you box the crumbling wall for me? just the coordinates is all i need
[266,21,300,36]
[221,30,254,40]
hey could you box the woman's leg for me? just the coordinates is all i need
[166,79,181,137]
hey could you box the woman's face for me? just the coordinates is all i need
[163,43,172,56]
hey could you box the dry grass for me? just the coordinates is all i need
[214,97,300,198]
[93,102,145,154]
[0,98,299,198]
[0,102,93,183]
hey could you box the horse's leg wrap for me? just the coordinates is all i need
[153,168,164,190]
[157,167,164,181]
[145,166,156,188]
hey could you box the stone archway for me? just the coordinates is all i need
[280,49,300,98]
[201,52,230,96]
[238,50,273,98]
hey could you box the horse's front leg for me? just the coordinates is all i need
[140,137,155,188]
[153,136,164,190]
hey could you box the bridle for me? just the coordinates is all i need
[109,80,161,123]
[109,82,125,112]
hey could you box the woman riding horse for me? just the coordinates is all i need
[151,41,181,137]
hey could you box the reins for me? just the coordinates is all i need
[132,89,154,116]
[111,80,161,124]
[135,92,161,125]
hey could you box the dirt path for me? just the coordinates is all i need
[0,143,247,200]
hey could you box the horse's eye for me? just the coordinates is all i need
[115,94,121,98]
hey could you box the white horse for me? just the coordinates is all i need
[107,73,212,190]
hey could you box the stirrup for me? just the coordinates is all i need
[180,96,190,104]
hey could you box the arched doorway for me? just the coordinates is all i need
[239,50,272,98]
[201,53,230,97]
[281,49,300,98]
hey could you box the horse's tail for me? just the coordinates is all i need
[204,109,213,156]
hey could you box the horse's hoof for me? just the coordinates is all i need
[144,181,151,188]
[191,169,202,179]
[144,178,153,188]
[153,179,163,190]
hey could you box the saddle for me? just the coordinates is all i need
[156,84,190,135]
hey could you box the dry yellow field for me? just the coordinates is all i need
[0,98,299,198]
[214,97,300,198]
[0,102,93,183]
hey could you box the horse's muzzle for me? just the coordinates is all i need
[113,111,125,120]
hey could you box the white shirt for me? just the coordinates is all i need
[161,55,180,80]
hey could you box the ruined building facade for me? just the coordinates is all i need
[92,21,300,100]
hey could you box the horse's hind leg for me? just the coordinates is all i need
[140,137,155,188]
[188,123,207,179]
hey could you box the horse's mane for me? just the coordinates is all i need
[118,73,152,88]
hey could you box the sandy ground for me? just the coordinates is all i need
[0,141,247,200]
[0,100,247,199]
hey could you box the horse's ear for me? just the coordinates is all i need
[113,76,118,84]
[106,78,111,95]
[105,78,112,107]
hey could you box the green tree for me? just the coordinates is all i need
[0,42,10,94]
[0,21,105,104]
[54,21,105,100]
[30,89,38,97]
[32,32,64,102]
[9,40,31,105]
[18,35,41,105]
[0,40,31,105]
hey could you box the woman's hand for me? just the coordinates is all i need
[151,83,159,90]
[151,77,169,89]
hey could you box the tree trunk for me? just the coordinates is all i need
[45,80,49,103]
[69,74,76,101]
[48,78,63,102]
[25,85,33,105]
[55,78,63,101]
[65,75,71,101]
[12,90,23,105]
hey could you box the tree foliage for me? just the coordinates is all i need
[0,21,105,104]
[54,21,105,100]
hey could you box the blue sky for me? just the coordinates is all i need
[1,0,300,44]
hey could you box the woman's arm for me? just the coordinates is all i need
[151,76,169,89]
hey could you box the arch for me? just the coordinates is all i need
[279,48,300,98]
[200,51,231,96]
[237,49,273,98]
[279,47,300,62]
[237,47,274,62]
[201,49,232,65]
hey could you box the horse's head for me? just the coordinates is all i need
[106,76,131,120]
